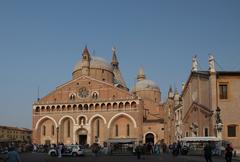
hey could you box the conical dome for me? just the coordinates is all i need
[133,67,160,92]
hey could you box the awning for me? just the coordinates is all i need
[106,138,137,143]
[180,136,221,142]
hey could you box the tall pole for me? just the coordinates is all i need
[57,127,59,144]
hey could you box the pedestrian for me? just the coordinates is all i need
[154,144,160,156]
[225,144,233,162]
[203,142,212,162]
[135,145,141,159]
[32,144,37,153]
[57,143,63,158]
[5,147,21,162]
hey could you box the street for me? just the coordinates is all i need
[10,153,239,162]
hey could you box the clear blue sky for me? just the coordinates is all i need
[0,0,240,129]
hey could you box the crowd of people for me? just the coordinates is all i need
[0,141,237,161]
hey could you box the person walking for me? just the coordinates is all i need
[135,145,141,159]
[225,144,233,162]
[57,143,63,158]
[5,147,21,162]
[203,142,212,162]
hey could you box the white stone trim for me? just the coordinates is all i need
[58,115,76,125]
[88,114,107,125]
[107,112,137,128]
[35,115,58,130]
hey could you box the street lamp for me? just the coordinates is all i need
[56,127,59,144]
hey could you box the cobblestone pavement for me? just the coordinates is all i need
[10,153,238,162]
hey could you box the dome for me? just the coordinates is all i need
[73,56,113,72]
[134,79,160,92]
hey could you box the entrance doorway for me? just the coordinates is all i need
[145,133,154,144]
[79,135,87,145]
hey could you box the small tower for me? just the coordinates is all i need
[111,47,119,68]
[192,55,198,72]
[81,46,91,75]
[111,47,128,89]
[168,86,174,99]
[208,54,216,73]
[137,66,146,81]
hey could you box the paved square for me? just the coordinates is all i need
[16,153,239,162]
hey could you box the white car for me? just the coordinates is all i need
[48,145,84,157]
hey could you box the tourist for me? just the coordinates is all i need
[135,145,141,159]
[5,147,21,162]
[225,144,233,162]
[203,142,212,162]
[57,143,63,158]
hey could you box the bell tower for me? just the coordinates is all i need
[81,46,91,76]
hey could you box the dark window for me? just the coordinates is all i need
[96,119,100,137]
[228,125,237,137]
[219,84,228,99]
[127,124,130,136]
[204,128,208,137]
[52,125,54,136]
[43,125,46,136]
[115,125,118,137]
[67,120,70,137]
[186,132,189,137]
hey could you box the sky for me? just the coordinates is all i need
[0,0,240,129]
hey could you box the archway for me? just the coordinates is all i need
[58,116,74,144]
[145,133,154,144]
[35,116,57,144]
[90,117,106,144]
[76,128,88,145]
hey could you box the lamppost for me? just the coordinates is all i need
[56,127,59,144]
[215,107,223,139]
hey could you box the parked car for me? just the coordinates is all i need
[48,145,84,157]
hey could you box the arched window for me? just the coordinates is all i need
[115,124,118,137]
[92,92,98,100]
[52,125,55,136]
[96,119,100,137]
[127,124,130,136]
[42,125,46,136]
[79,117,86,125]
[67,120,70,137]
[70,93,76,100]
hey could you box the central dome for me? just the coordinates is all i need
[73,56,113,72]
[134,79,160,91]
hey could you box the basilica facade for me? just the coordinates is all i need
[32,47,164,146]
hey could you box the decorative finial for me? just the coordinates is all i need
[112,46,117,53]
[182,82,185,91]
[137,66,146,81]
[192,55,198,72]
[208,54,215,72]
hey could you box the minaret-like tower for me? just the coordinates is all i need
[168,86,174,99]
[137,66,146,81]
[111,47,119,68]
[81,46,91,76]
[111,47,128,89]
